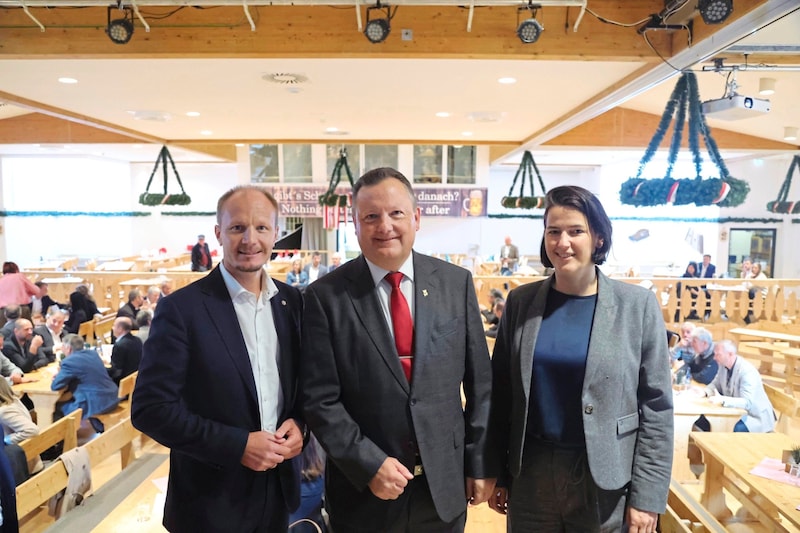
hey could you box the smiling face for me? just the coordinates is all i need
[543,205,603,283]
[353,177,420,272]
[215,188,279,291]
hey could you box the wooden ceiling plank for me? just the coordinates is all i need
[0,2,668,60]
[0,112,142,144]
[545,107,795,151]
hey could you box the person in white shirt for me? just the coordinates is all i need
[302,252,328,284]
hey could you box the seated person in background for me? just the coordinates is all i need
[749,262,769,296]
[480,288,504,325]
[0,305,22,340]
[52,334,119,423]
[116,289,143,331]
[33,307,67,363]
[701,340,775,433]
[675,261,701,320]
[143,285,161,311]
[286,258,309,290]
[289,435,327,533]
[740,257,754,279]
[135,310,153,343]
[1,319,48,373]
[64,284,102,334]
[670,321,696,369]
[0,334,33,387]
[328,252,343,272]
[32,281,63,317]
[679,326,718,385]
[159,279,174,298]
[0,378,43,475]
[108,317,142,384]
[485,299,504,339]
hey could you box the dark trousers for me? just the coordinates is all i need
[329,474,465,533]
[508,440,628,533]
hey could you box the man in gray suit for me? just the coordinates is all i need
[300,167,496,533]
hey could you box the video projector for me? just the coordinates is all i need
[702,94,770,120]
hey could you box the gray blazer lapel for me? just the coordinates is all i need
[346,257,410,393]
[519,276,552,404]
[584,270,619,386]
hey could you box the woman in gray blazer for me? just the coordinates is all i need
[489,185,673,532]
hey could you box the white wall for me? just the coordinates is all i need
[2,149,798,277]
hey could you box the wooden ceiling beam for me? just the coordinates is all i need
[0,2,668,60]
[545,107,795,151]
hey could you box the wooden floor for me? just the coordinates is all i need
[22,415,800,533]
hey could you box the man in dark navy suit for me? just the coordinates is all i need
[132,186,304,533]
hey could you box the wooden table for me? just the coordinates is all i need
[96,261,136,272]
[691,431,800,532]
[12,363,67,429]
[672,390,746,483]
[37,276,84,304]
[730,327,800,347]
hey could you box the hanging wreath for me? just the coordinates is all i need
[500,150,547,209]
[619,72,749,208]
[138,146,192,206]
[766,155,800,214]
[318,148,355,207]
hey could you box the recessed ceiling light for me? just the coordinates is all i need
[128,110,172,122]
[58,77,78,84]
[325,127,339,133]
[784,126,798,141]
[186,111,200,117]
[435,112,451,118]
[200,130,213,136]
[461,131,473,137]
[324,129,349,136]
[498,77,517,84]
[467,111,506,123]
[235,143,245,147]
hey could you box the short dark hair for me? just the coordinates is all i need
[4,305,21,321]
[2,262,19,274]
[352,167,417,209]
[540,185,613,268]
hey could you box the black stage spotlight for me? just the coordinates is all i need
[517,18,543,43]
[364,2,392,44]
[517,2,543,44]
[106,5,135,45]
[698,0,733,24]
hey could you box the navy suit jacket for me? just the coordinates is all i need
[701,263,716,278]
[109,333,142,384]
[300,252,495,530]
[131,267,303,533]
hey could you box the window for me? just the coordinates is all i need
[326,144,361,182]
[413,144,442,184]
[283,144,313,183]
[447,145,476,184]
[365,145,398,171]
[249,144,279,183]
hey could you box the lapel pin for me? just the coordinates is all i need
[422,289,428,297]
[281,299,287,306]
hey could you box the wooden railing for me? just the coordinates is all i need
[474,276,800,325]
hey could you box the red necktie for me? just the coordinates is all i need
[386,272,413,382]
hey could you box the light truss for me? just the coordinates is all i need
[1,0,588,34]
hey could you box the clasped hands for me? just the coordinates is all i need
[368,457,495,506]
[240,419,303,472]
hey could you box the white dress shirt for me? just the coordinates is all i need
[364,255,415,342]
[219,264,283,434]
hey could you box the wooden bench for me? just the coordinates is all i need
[76,320,94,341]
[15,416,140,518]
[93,372,138,431]
[18,409,82,465]
[94,315,116,344]
[667,479,727,533]
[764,383,800,433]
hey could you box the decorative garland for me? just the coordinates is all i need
[767,155,800,214]
[501,150,547,209]
[139,145,192,206]
[318,149,355,207]
[620,72,749,208]
[487,213,791,223]
[0,211,150,217]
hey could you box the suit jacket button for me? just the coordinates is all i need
[410,398,417,406]
[584,405,594,414]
